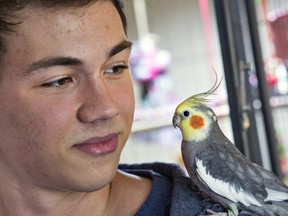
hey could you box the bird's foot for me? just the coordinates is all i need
[202,209,230,215]
[227,210,235,216]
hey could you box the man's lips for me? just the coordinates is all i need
[74,134,118,156]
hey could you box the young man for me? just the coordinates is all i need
[0,0,249,215]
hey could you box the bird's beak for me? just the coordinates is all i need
[172,113,180,128]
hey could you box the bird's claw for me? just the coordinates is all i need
[201,209,231,216]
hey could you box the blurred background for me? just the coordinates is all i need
[119,0,288,183]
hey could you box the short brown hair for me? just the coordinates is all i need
[0,0,127,58]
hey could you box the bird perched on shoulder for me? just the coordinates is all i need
[172,79,288,216]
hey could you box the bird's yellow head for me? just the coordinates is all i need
[173,99,217,142]
[172,78,221,142]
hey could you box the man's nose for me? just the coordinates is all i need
[77,78,119,123]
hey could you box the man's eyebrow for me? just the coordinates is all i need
[24,57,82,76]
[108,40,133,58]
[23,40,132,76]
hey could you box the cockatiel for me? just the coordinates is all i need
[172,81,288,216]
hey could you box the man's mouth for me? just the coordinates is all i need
[74,133,118,156]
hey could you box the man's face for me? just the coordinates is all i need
[0,1,134,192]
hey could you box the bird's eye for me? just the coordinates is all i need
[183,111,190,117]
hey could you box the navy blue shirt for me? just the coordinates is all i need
[132,170,172,216]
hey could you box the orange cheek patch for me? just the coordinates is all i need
[190,115,204,129]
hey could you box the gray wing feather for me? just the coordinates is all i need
[196,135,268,204]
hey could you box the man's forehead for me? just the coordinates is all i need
[13,1,114,35]
[18,2,96,20]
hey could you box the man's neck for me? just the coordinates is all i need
[0,179,112,216]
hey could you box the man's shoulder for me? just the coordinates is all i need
[119,162,222,216]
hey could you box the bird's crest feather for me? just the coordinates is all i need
[179,72,222,108]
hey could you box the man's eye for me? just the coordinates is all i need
[41,77,73,88]
[105,64,129,75]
